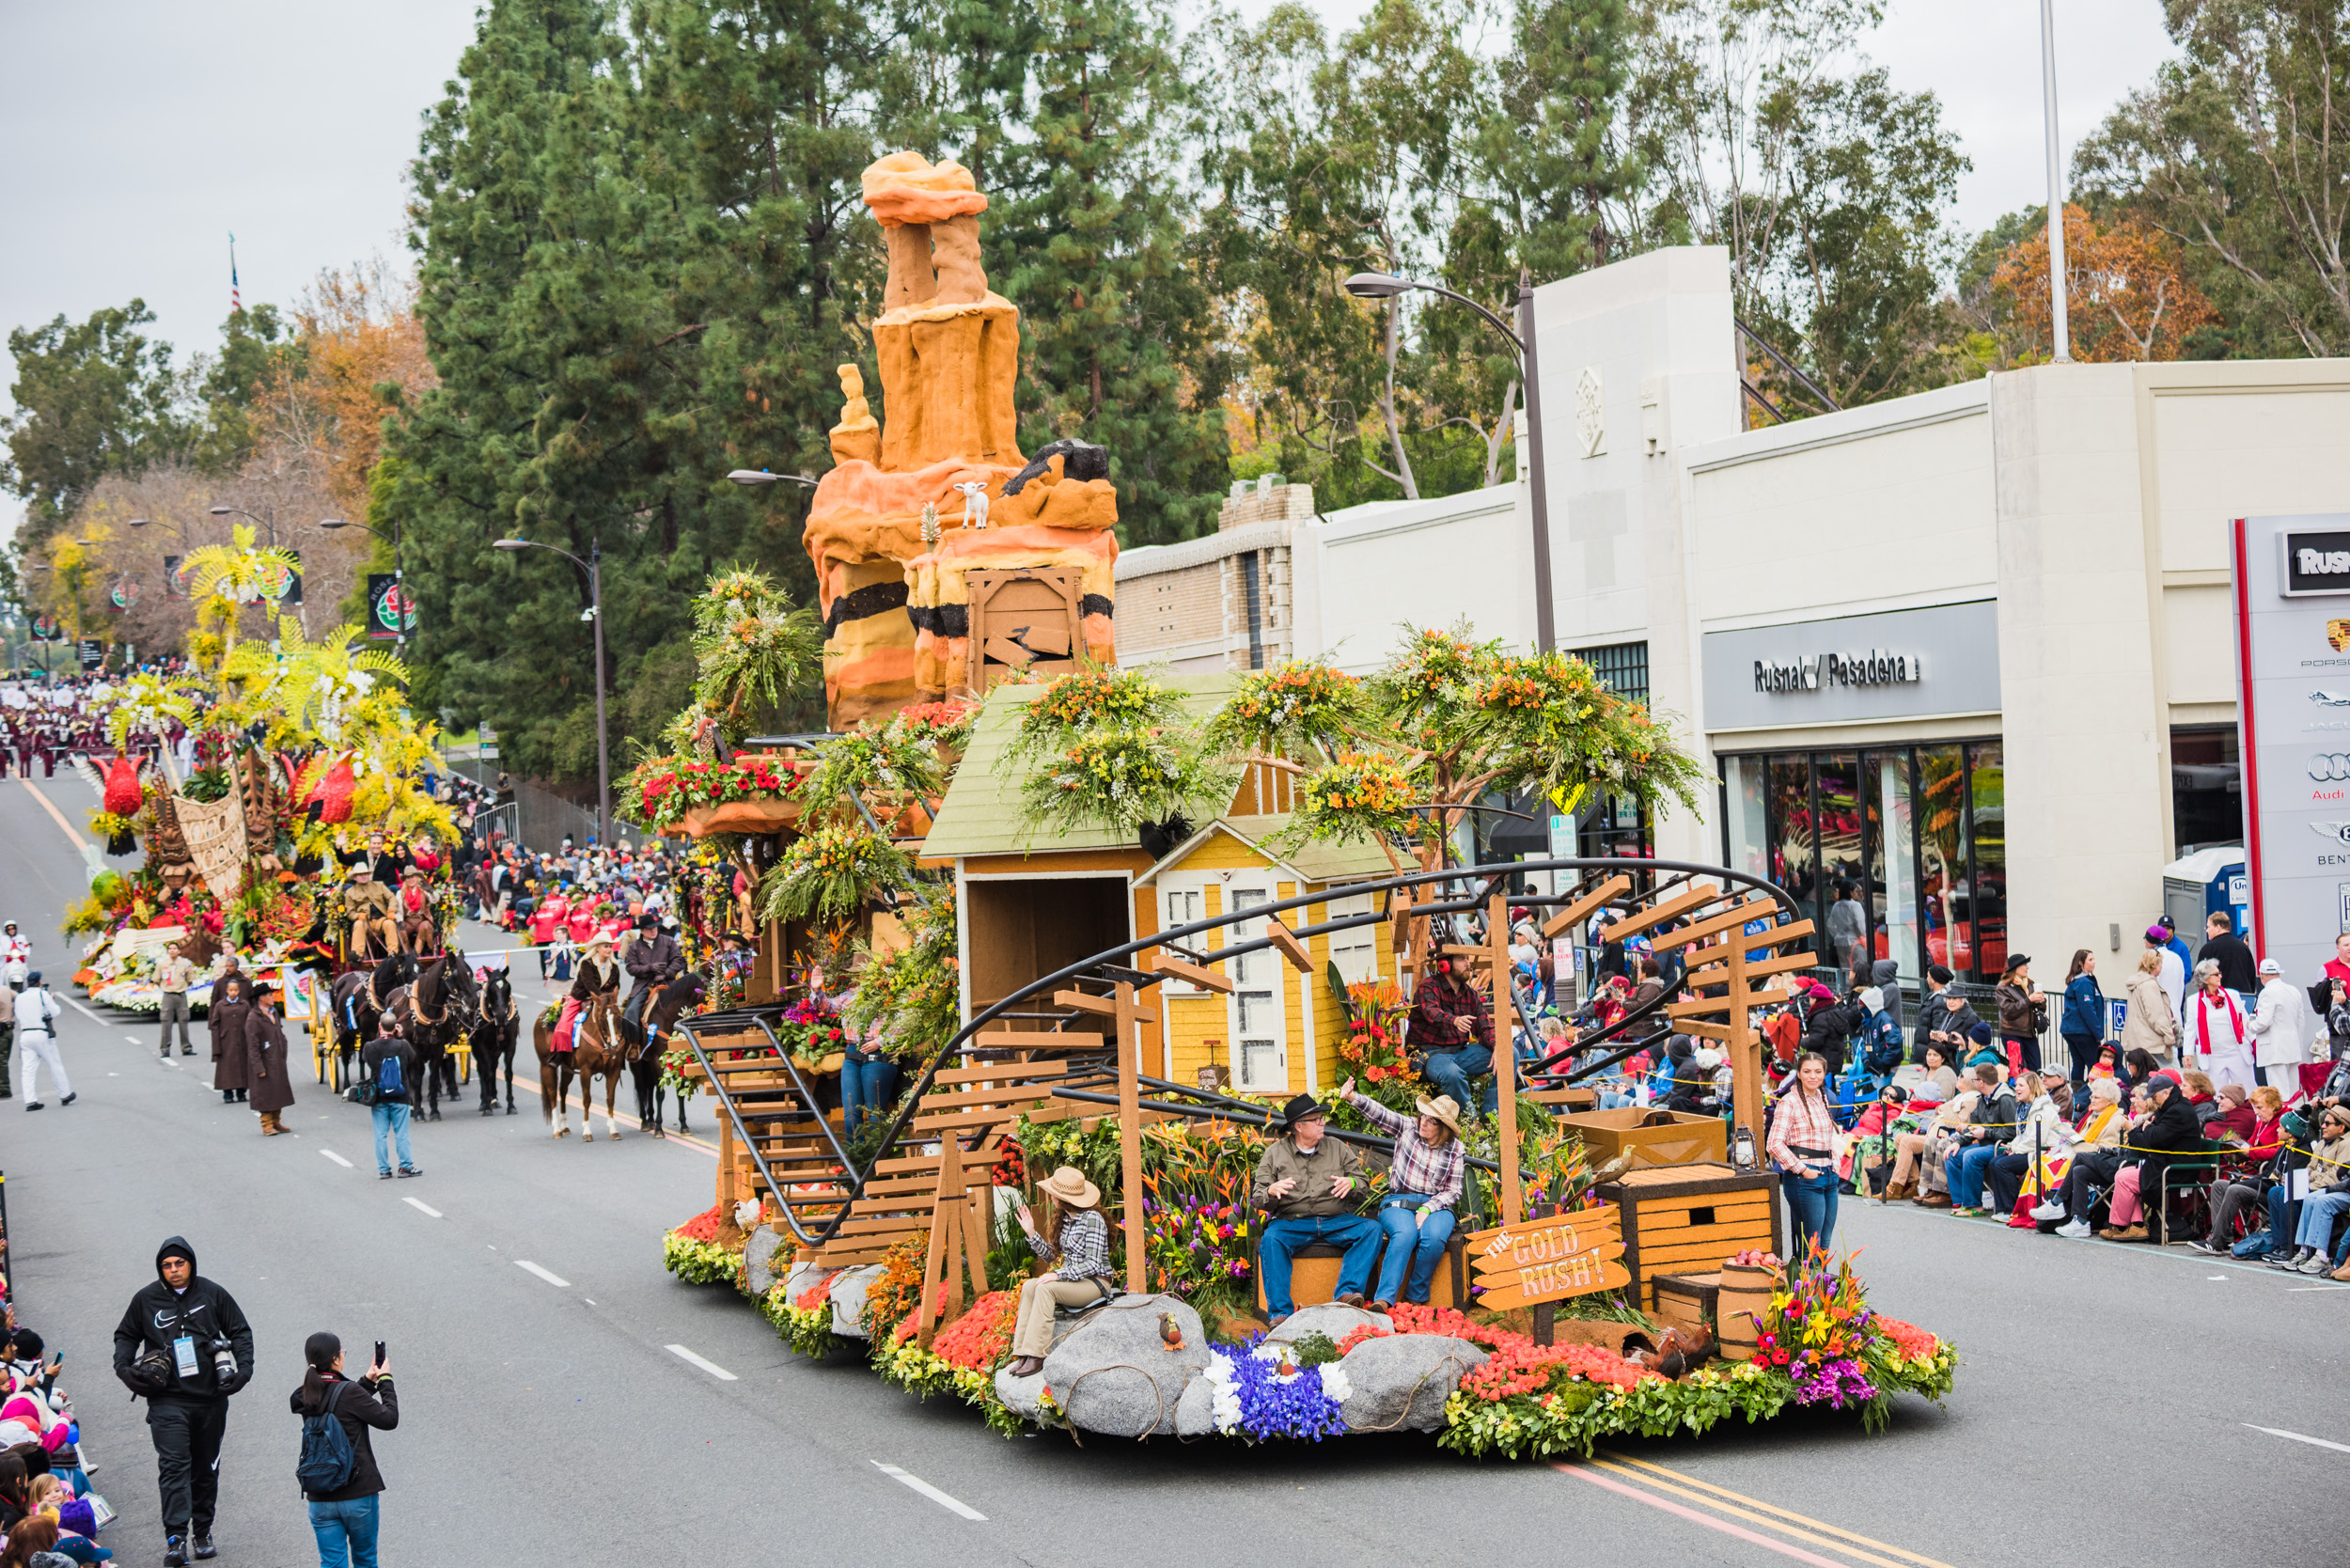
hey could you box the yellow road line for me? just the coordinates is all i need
[1598,1451,1957,1568]
[23,777,87,850]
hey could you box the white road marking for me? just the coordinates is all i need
[403,1197,443,1218]
[321,1149,353,1168]
[2247,1423,2350,1454]
[2287,1284,2348,1292]
[124,1035,141,1045]
[515,1260,570,1288]
[666,1344,738,1381]
[2208,1275,2227,1280]
[67,998,104,1024]
[872,1462,985,1520]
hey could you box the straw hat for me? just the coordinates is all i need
[1413,1093,1464,1139]
[1036,1166,1101,1209]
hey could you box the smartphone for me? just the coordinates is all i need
[373,1341,386,1366]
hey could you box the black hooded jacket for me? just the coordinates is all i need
[112,1236,255,1404]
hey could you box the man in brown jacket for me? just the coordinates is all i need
[1251,1094,1382,1325]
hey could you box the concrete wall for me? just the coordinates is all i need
[1290,486,1533,671]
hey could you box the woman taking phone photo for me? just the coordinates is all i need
[290,1332,398,1567]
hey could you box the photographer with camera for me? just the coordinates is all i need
[291,1331,398,1568]
[111,1237,254,1566]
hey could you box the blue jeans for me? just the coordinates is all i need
[1374,1193,1456,1304]
[2295,1188,2350,1249]
[1783,1167,1839,1252]
[1259,1213,1382,1319]
[308,1494,380,1568]
[1944,1143,2002,1209]
[839,1052,900,1140]
[1421,1043,1498,1116]
[371,1102,414,1174]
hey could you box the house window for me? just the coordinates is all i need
[1163,887,1206,992]
[1226,887,1287,1090]
[1325,892,1379,984]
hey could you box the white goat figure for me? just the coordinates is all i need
[951,478,991,530]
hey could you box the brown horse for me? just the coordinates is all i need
[533,992,630,1140]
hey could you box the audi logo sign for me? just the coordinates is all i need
[2314,755,2350,782]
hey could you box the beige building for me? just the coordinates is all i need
[1114,477,1313,671]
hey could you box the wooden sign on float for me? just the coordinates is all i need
[1465,1208,1631,1311]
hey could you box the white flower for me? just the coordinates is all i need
[1317,1363,1351,1405]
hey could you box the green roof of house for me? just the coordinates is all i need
[920,672,1244,860]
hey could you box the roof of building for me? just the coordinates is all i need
[1130,813,1397,888]
[919,672,1244,860]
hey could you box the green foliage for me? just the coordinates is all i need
[1,300,192,545]
[842,886,961,1065]
[691,568,822,735]
[2075,0,2350,358]
[757,824,913,926]
[1010,667,1235,839]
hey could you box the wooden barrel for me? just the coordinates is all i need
[1716,1263,1774,1361]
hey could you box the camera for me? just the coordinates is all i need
[208,1337,237,1384]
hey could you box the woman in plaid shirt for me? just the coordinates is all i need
[1338,1078,1465,1309]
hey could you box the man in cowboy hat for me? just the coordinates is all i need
[1249,1094,1382,1325]
[341,862,402,963]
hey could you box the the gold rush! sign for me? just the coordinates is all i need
[1465,1208,1631,1310]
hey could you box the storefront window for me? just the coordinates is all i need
[1967,741,2007,980]
[1722,756,1770,880]
[1768,757,1819,928]
[1917,745,1969,980]
[1876,754,1920,982]
[1816,753,1865,974]
[2170,726,2242,857]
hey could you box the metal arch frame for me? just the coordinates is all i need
[696,855,1805,1248]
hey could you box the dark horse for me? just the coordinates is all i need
[620,971,707,1137]
[383,950,480,1121]
[328,953,417,1090]
[470,969,521,1116]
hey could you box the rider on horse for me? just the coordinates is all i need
[555,933,621,1054]
[622,914,683,1040]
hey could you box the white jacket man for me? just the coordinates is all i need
[2250,958,2316,1088]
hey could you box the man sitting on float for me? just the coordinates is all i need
[1251,1094,1381,1327]
[341,862,402,963]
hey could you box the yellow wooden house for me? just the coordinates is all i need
[917,675,1400,1095]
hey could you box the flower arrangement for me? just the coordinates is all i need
[1203,1337,1352,1441]
[663,1204,744,1285]
[887,698,979,752]
[842,887,960,1064]
[859,1235,929,1342]
[772,996,850,1066]
[1752,1247,1957,1428]
[1286,751,1420,846]
[1329,975,1417,1111]
[757,825,911,928]
[1015,666,1188,740]
[1019,727,1229,839]
[631,755,802,833]
[1202,660,1362,757]
[762,1277,844,1359]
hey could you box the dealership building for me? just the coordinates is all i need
[1117,245,2350,994]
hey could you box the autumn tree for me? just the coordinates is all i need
[1990,204,2219,363]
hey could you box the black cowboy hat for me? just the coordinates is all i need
[1280,1093,1324,1129]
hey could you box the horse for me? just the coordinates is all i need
[329,952,416,1089]
[382,950,480,1121]
[620,971,707,1137]
[533,990,630,1140]
[470,969,521,1116]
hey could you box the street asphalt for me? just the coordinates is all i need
[2,772,2344,1567]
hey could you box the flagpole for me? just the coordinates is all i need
[2040,0,2071,364]
[228,233,242,315]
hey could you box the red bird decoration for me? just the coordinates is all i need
[317,756,357,824]
[102,756,143,816]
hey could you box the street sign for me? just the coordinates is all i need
[1465,1208,1630,1311]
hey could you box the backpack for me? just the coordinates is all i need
[295,1383,356,1495]
[1861,1010,1906,1074]
[359,1049,403,1107]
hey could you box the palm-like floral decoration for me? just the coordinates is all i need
[691,567,820,734]
[179,525,303,663]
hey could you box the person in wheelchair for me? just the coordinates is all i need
[1004,1167,1117,1378]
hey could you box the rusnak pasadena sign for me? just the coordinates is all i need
[1701,601,1998,731]
[1750,647,1922,695]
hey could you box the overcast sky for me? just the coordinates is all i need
[0,0,2178,537]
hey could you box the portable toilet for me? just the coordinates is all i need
[2163,847,2249,940]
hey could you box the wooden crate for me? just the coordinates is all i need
[1592,1163,1779,1313]
[1556,1106,1729,1170]
[1651,1271,1719,1336]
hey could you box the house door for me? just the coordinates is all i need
[1225,886,1288,1091]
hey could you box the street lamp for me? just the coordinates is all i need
[494,536,609,847]
[726,470,820,489]
[318,517,405,645]
[1341,269,1558,652]
[208,504,275,547]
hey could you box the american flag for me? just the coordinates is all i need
[229,233,241,312]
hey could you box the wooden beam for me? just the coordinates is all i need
[1592,884,1722,943]
[1053,989,1159,1025]
[1265,919,1314,974]
[1152,956,1236,994]
[1115,980,1148,1294]
[1728,940,1764,1165]
[1540,873,1633,940]
[1668,896,1785,949]
[1488,891,1521,1227]
[1681,949,1819,986]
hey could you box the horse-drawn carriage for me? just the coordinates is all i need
[305,921,521,1120]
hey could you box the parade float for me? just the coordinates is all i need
[65,525,461,1019]
[619,151,1961,1458]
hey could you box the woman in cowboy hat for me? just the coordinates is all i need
[1003,1167,1118,1378]
[1337,1078,1466,1309]
[244,978,296,1136]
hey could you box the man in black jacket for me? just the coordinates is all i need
[621,913,683,1036]
[113,1236,254,1565]
[1914,964,1982,1064]
[2196,912,2259,998]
